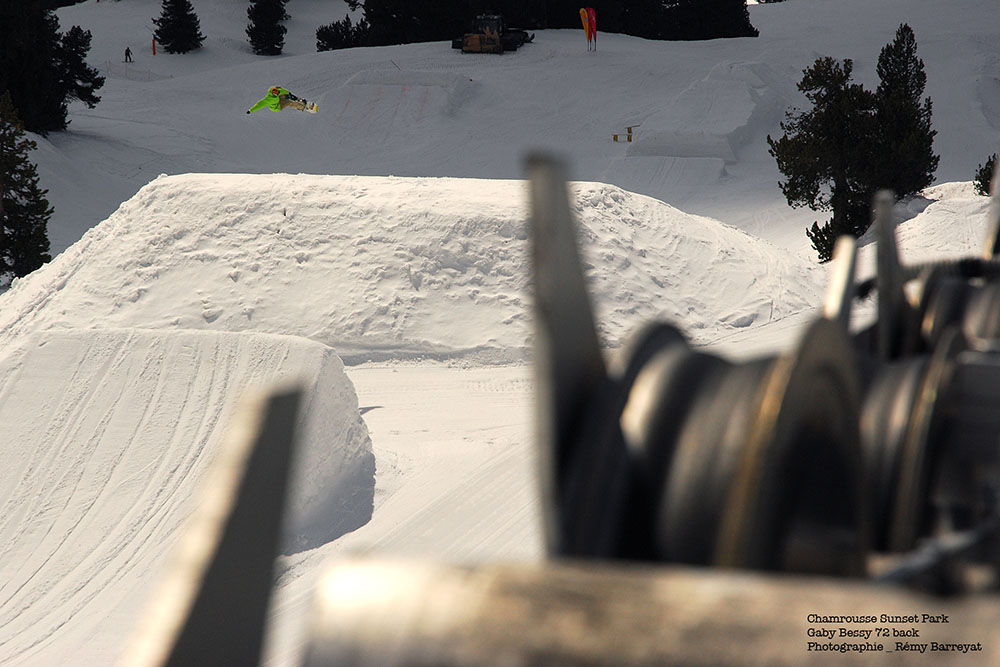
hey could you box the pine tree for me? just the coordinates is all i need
[317,14,371,51]
[358,0,466,46]
[58,26,105,108]
[725,0,759,38]
[621,0,671,39]
[484,0,553,29]
[247,0,288,56]
[153,0,205,54]
[664,0,758,40]
[974,154,996,196]
[0,1,103,135]
[0,93,53,286]
[343,1,750,43]
[767,57,878,261]
[872,24,938,198]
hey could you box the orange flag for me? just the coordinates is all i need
[579,8,591,50]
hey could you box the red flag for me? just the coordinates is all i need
[587,8,597,50]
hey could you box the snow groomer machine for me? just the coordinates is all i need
[130,156,1000,665]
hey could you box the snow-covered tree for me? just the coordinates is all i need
[153,0,205,54]
[0,92,52,286]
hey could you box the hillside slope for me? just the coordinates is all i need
[33,0,1000,257]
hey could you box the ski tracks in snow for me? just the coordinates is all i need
[0,328,373,665]
[0,331,251,661]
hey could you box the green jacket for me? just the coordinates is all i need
[248,87,290,113]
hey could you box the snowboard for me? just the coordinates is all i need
[286,92,318,114]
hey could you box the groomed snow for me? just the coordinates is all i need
[1,0,999,664]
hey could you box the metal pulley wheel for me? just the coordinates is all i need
[622,318,869,576]
[933,347,1000,535]
[861,327,966,552]
[959,282,1000,341]
[528,155,690,559]
[615,322,732,559]
[530,154,868,575]
[914,270,974,351]
[546,321,688,558]
[914,270,1000,349]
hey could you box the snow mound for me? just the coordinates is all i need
[569,182,822,342]
[0,327,373,662]
[0,173,821,361]
[858,183,992,275]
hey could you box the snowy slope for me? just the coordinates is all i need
[707,186,996,358]
[1,0,999,664]
[34,0,1000,257]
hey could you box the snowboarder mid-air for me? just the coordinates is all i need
[247,86,318,114]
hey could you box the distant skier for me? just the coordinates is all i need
[246,86,318,114]
[124,46,132,63]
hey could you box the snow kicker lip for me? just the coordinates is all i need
[0,172,818,366]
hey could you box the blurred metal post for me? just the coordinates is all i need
[823,235,857,331]
[874,191,907,359]
[124,384,303,667]
[302,558,1000,666]
[982,154,1000,258]
[526,154,617,556]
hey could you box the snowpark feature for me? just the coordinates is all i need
[0,328,373,663]
[2,0,1000,664]
[0,173,821,364]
